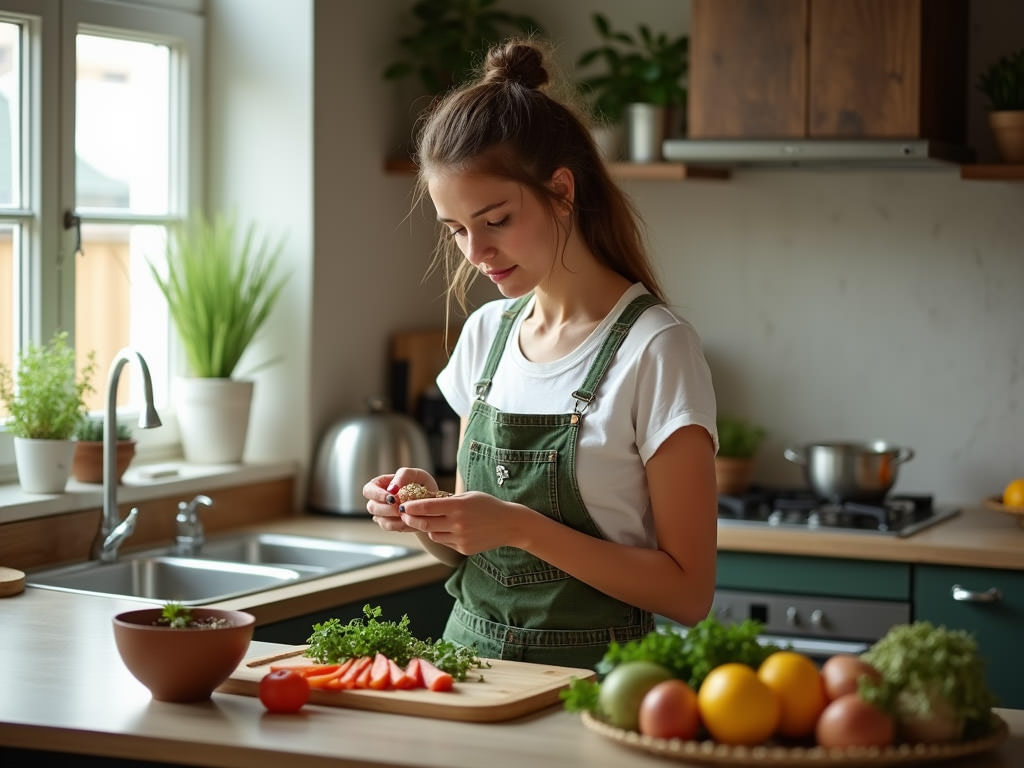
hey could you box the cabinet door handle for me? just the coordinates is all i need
[951,584,1002,603]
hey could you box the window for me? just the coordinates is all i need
[0,0,203,476]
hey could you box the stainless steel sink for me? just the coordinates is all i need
[193,532,412,572]
[27,533,417,605]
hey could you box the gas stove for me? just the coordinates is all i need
[717,486,959,537]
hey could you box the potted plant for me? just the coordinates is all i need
[71,416,135,484]
[715,414,766,496]
[575,13,688,162]
[0,331,96,493]
[382,0,544,97]
[977,47,1024,163]
[148,210,287,464]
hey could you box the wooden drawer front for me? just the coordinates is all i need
[914,564,1024,708]
[717,552,911,600]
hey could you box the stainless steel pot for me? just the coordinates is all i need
[308,397,434,515]
[783,441,915,503]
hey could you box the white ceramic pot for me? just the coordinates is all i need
[13,437,76,494]
[174,377,254,464]
[625,103,668,163]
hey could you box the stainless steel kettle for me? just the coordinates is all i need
[308,397,434,515]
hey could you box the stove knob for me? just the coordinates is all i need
[810,609,826,628]
[786,606,800,627]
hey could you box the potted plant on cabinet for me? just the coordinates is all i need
[977,47,1024,163]
[715,414,766,496]
[0,332,96,493]
[575,13,688,162]
[71,416,134,484]
[148,210,287,464]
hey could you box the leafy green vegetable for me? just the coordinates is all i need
[860,621,998,740]
[560,616,778,713]
[160,602,194,628]
[304,604,487,681]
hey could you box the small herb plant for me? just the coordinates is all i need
[0,331,96,440]
[74,416,132,442]
[716,415,766,459]
[382,0,544,95]
[148,210,287,379]
[575,13,688,123]
[157,602,229,630]
[977,47,1024,111]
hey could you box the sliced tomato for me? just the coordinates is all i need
[417,658,454,692]
[337,656,373,689]
[405,658,424,688]
[368,653,391,690]
[388,657,417,689]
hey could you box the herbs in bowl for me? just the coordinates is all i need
[112,603,255,702]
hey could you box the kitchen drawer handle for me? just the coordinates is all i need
[951,584,1002,603]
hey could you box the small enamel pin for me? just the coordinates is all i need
[495,464,509,486]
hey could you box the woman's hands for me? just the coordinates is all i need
[362,468,533,555]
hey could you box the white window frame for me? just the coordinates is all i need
[0,0,203,480]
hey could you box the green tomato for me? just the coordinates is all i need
[598,660,675,731]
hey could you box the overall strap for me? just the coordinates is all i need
[572,293,662,414]
[474,294,533,400]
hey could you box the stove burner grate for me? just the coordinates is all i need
[717,487,957,537]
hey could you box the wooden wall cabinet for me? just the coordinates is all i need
[688,0,967,142]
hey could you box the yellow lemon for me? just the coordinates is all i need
[757,651,828,739]
[698,663,780,746]
[1003,478,1024,509]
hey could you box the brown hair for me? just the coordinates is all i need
[412,39,665,319]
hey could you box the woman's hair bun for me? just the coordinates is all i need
[484,41,549,90]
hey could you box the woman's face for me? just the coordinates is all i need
[427,171,564,299]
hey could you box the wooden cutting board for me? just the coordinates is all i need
[218,646,595,723]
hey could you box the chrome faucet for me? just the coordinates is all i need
[91,349,162,563]
[174,494,212,556]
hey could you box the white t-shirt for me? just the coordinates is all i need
[436,283,718,549]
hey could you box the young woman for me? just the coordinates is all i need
[363,40,718,669]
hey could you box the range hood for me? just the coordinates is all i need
[662,138,974,169]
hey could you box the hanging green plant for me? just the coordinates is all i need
[382,0,544,95]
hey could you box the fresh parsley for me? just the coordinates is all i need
[305,604,487,681]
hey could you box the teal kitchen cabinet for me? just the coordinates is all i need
[913,564,1024,709]
[254,578,454,645]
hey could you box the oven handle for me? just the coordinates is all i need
[757,634,872,660]
[951,584,1002,603]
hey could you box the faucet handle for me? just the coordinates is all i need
[175,495,212,555]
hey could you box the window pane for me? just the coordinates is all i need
[0,225,13,417]
[75,34,170,213]
[0,21,20,208]
[75,223,169,413]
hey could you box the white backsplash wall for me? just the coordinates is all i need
[626,171,1024,504]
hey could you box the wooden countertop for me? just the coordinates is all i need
[2,585,1022,768]
[2,508,1023,766]
[717,503,1024,570]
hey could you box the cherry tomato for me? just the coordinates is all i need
[259,669,310,713]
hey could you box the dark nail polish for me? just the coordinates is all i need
[385,494,396,505]
[398,505,406,514]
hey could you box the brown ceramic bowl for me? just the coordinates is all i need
[112,607,255,702]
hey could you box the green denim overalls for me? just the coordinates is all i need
[442,292,660,668]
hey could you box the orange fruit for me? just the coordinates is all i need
[1003,478,1024,509]
[757,651,828,739]
[698,663,780,746]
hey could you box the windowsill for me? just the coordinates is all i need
[0,459,299,525]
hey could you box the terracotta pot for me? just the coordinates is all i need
[988,111,1024,164]
[71,440,136,484]
[715,456,754,496]
[112,608,255,702]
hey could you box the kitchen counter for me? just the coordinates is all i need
[3,506,1023,766]
[2,586,1023,768]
